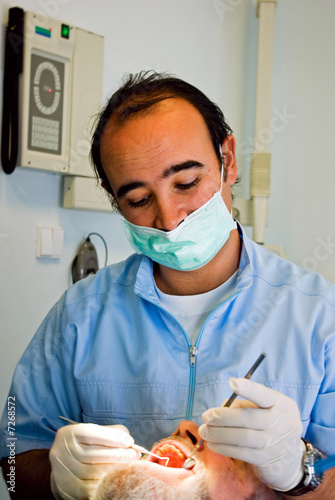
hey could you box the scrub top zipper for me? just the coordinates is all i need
[138,287,240,422]
[186,345,198,420]
[185,291,240,421]
[139,298,199,420]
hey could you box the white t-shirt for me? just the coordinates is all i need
[155,271,238,345]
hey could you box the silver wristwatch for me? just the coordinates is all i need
[284,440,325,496]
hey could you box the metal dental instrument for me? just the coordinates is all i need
[182,352,266,470]
[59,416,81,425]
[58,415,170,466]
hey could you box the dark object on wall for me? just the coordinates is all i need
[72,237,99,283]
[1,7,24,174]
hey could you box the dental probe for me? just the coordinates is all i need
[182,352,266,470]
[58,415,170,466]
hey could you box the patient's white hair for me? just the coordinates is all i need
[92,462,210,500]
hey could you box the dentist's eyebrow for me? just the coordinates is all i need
[117,181,145,199]
[116,161,204,199]
[161,160,204,178]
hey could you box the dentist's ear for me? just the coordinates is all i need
[221,135,237,186]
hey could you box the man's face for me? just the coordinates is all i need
[100,97,237,230]
[93,421,279,500]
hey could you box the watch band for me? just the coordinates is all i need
[283,440,325,496]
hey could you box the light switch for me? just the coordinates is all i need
[36,226,64,259]
[52,228,64,257]
[41,228,53,255]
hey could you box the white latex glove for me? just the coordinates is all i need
[199,378,305,492]
[49,423,140,500]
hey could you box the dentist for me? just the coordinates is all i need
[1,71,334,499]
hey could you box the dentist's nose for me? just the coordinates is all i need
[154,199,187,231]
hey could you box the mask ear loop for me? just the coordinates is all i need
[219,144,224,193]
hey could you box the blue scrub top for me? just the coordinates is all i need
[1,225,335,457]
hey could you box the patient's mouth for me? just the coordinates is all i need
[150,443,189,468]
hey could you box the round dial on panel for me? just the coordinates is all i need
[33,60,61,116]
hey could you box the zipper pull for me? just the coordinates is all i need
[189,345,198,367]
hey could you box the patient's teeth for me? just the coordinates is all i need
[156,443,186,460]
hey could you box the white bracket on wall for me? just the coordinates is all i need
[63,176,112,212]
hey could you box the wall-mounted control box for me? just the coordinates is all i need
[19,10,104,176]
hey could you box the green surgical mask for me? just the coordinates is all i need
[122,187,237,271]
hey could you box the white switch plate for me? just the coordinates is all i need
[36,226,64,259]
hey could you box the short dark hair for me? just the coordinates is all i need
[90,71,233,208]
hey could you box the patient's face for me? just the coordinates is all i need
[93,421,279,500]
